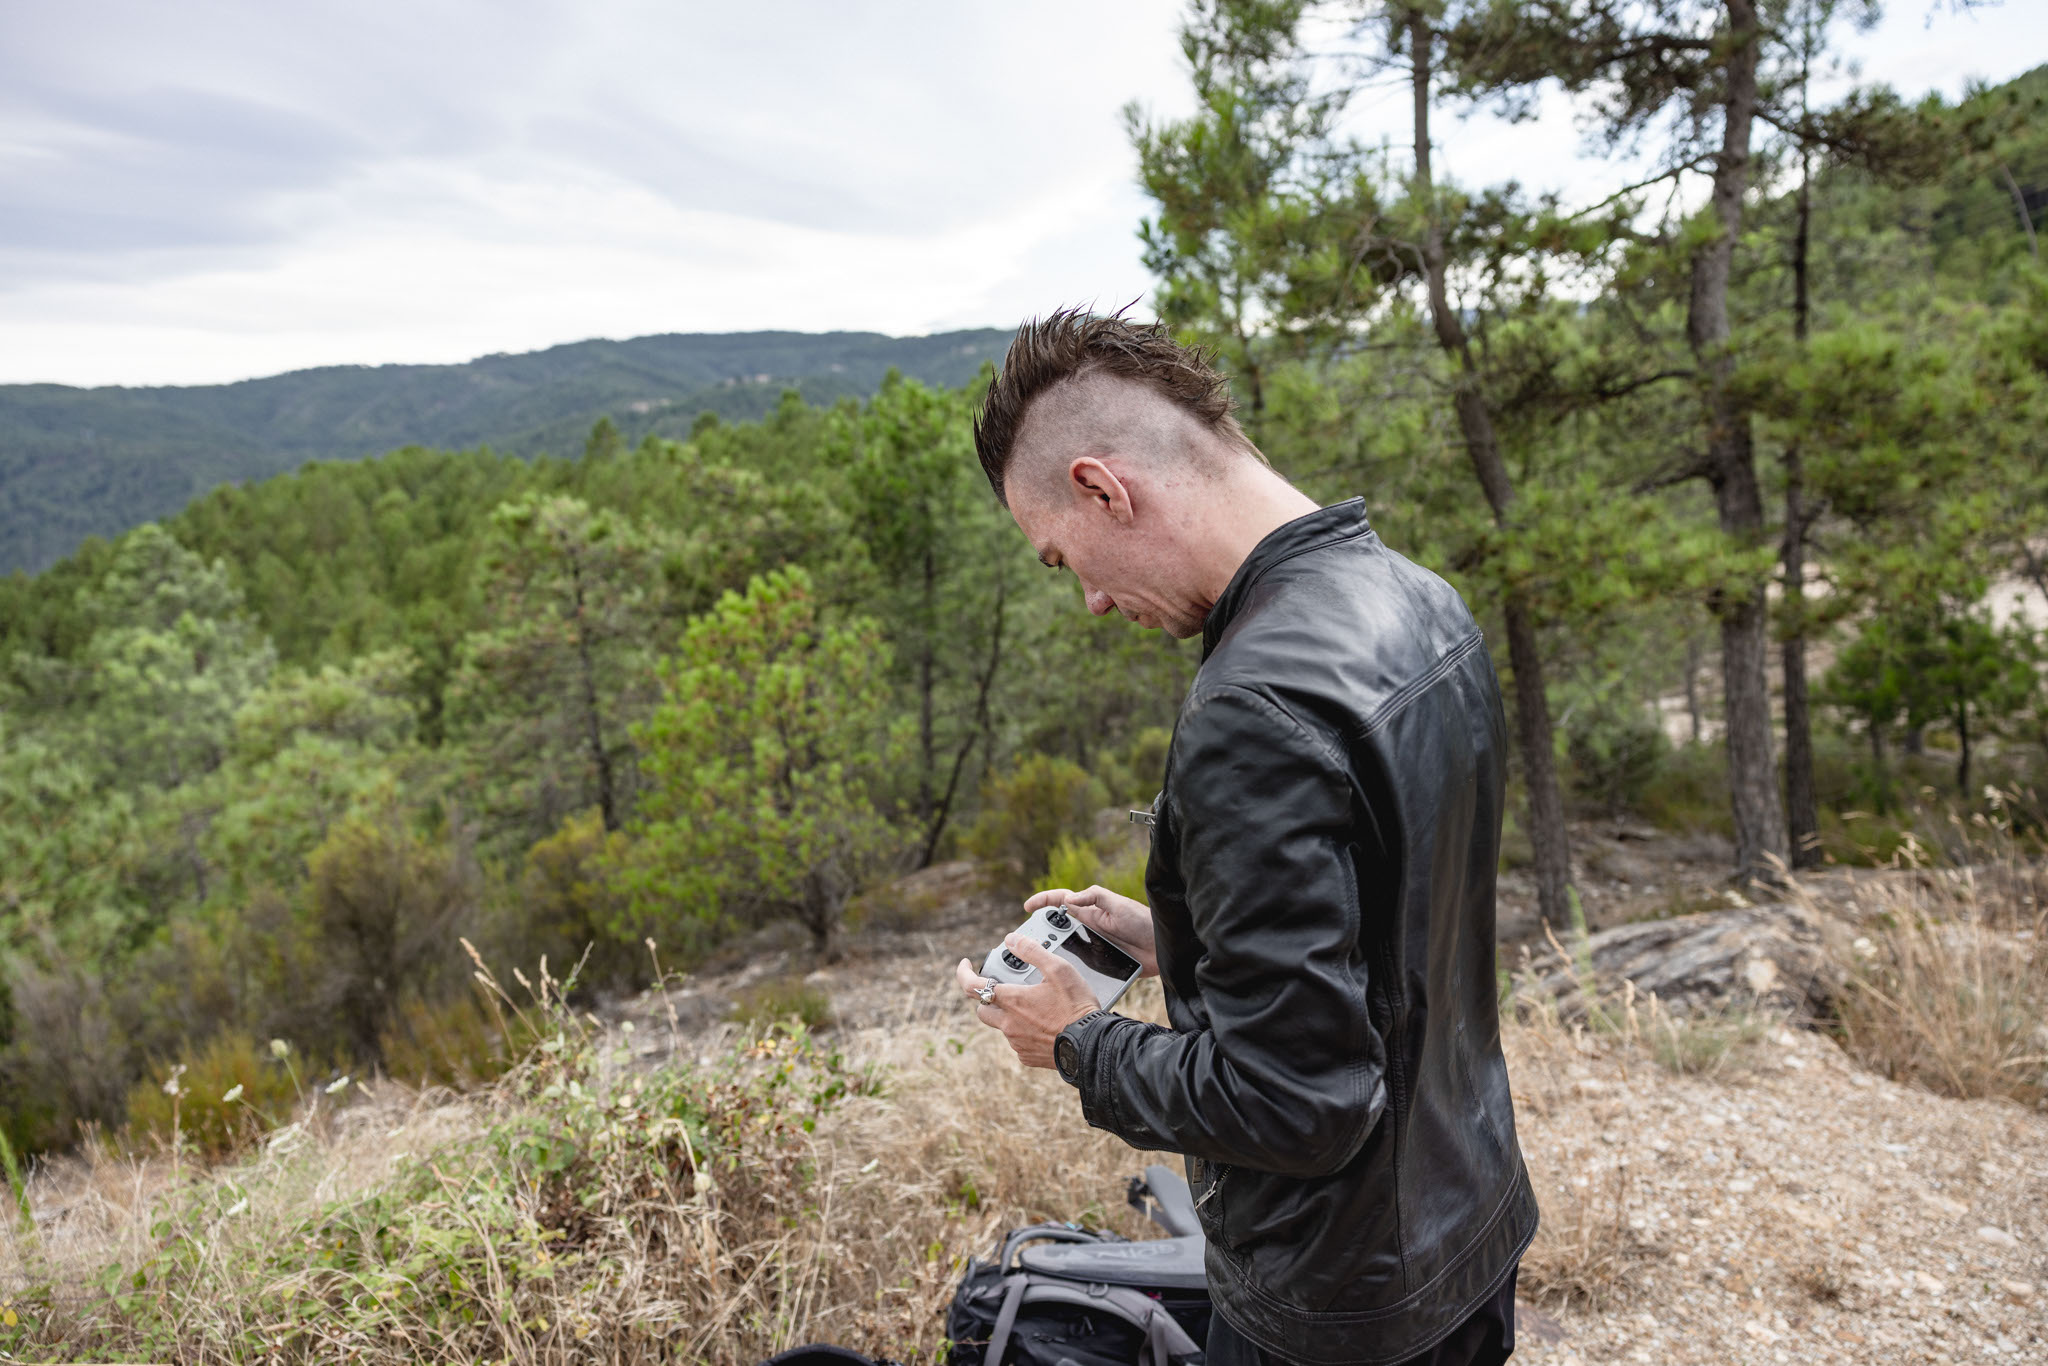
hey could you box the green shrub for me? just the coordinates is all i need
[122,1031,301,1161]
[1095,726,1172,807]
[501,807,642,996]
[1564,700,1669,818]
[964,753,1105,891]
[377,987,543,1090]
[729,976,835,1031]
[1044,834,1149,903]
[1637,741,1732,835]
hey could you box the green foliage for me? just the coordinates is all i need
[446,492,668,848]
[378,988,544,1090]
[1636,744,1733,838]
[832,372,1017,859]
[26,525,277,793]
[728,976,835,1032]
[1563,699,1670,820]
[1045,835,1151,905]
[965,754,1107,893]
[121,1032,301,1161]
[1095,726,1173,808]
[622,567,906,961]
[304,805,474,1065]
[495,808,638,996]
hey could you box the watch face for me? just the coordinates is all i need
[1056,1033,1080,1080]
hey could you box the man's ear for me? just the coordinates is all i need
[1069,457,1135,526]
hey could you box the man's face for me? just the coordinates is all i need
[1006,468,1210,640]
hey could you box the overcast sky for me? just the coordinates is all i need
[1,1,2040,389]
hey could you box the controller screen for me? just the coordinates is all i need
[1057,925,1142,1005]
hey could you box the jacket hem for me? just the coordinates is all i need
[1204,1162,1539,1366]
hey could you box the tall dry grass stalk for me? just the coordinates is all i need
[1827,835,2048,1108]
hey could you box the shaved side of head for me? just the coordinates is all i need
[1006,371,1256,510]
[974,308,1263,507]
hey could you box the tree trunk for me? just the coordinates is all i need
[1410,7,1574,925]
[1689,0,1787,886]
[804,873,842,965]
[1785,154,1818,872]
[1506,599,1572,919]
[1684,633,1704,745]
[569,550,620,832]
[920,567,1008,867]
[1782,139,1820,870]
[1956,701,1971,798]
[1781,518,1818,865]
[918,545,937,829]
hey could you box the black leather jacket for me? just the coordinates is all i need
[1062,498,1538,1365]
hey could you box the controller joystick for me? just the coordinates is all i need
[980,902,1142,1010]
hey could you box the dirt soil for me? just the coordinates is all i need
[615,856,2048,1366]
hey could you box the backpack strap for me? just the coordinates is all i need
[982,1273,1203,1366]
[998,1222,1102,1270]
[983,1274,1031,1365]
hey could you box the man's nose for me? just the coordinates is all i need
[1084,586,1116,617]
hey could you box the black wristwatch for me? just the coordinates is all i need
[1055,1009,1105,1086]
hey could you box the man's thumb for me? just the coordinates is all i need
[1005,932,1072,979]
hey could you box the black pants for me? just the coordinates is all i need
[1204,1266,1517,1366]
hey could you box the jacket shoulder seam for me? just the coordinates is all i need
[1181,682,1346,774]
[1354,631,1485,738]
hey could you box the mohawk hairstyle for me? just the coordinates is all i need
[973,306,1249,505]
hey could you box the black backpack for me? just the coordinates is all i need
[942,1166,1212,1366]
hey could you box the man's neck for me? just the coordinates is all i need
[1195,473,1323,607]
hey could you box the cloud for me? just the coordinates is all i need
[0,82,368,258]
[0,0,2038,386]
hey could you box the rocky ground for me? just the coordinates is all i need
[609,851,2048,1366]
[1508,1012,2045,1365]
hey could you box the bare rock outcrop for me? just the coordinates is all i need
[1514,901,1850,1022]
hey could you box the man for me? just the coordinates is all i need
[954,310,1537,1366]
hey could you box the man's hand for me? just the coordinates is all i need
[955,934,1100,1070]
[1025,885,1159,978]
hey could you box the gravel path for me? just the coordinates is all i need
[1506,1018,2047,1365]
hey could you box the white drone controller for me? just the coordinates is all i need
[982,903,1143,1010]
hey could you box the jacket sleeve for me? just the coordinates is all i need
[1066,683,1389,1178]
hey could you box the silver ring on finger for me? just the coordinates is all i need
[976,983,995,1006]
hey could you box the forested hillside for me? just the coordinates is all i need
[0,26,2044,1177]
[0,328,1012,574]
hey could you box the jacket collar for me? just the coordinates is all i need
[1201,497,1370,659]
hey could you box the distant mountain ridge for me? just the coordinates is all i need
[0,328,1014,574]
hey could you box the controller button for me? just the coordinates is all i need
[1045,907,1072,929]
[1001,950,1027,972]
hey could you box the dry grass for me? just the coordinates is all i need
[1823,816,2048,1109]
[1497,1011,1659,1314]
[1514,1149,1646,1312]
[0,975,1178,1364]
